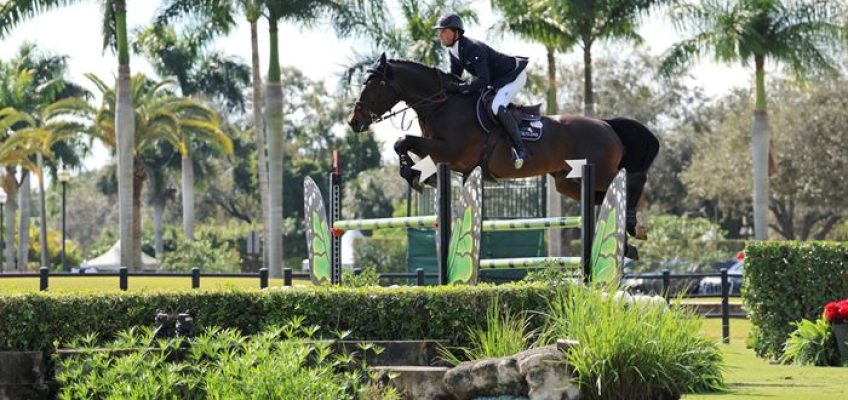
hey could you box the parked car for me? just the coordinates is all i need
[698,260,743,295]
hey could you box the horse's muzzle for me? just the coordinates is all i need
[347,112,370,133]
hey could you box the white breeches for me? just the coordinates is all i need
[491,69,527,114]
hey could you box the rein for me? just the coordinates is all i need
[357,67,449,126]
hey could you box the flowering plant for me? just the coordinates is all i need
[823,299,848,324]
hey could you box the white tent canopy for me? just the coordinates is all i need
[83,240,159,271]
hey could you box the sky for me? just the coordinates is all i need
[0,0,752,172]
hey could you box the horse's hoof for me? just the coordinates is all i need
[632,225,648,241]
[410,176,424,193]
[625,244,640,260]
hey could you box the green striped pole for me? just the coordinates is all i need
[333,216,581,233]
[479,257,581,269]
[333,215,438,231]
[482,216,581,231]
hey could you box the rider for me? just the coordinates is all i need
[433,13,531,169]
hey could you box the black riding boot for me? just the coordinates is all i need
[626,172,648,237]
[497,106,531,169]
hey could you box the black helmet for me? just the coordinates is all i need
[433,14,464,32]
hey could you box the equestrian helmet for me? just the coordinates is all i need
[433,14,464,32]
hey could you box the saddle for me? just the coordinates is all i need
[476,89,544,141]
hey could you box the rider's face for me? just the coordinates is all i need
[437,28,456,47]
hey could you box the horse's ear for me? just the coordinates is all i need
[379,52,387,65]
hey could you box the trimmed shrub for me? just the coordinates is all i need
[744,241,848,359]
[0,283,552,353]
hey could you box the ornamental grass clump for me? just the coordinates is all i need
[539,284,725,400]
[55,317,400,400]
[440,298,535,365]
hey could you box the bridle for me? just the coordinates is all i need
[354,66,448,125]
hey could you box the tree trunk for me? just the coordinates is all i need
[3,168,19,271]
[544,47,562,258]
[582,43,595,117]
[17,173,30,270]
[250,20,270,270]
[132,160,146,270]
[181,156,195,240]
[266,18,284,278]
[36,153,49,268]
[751,55,770,240]
[115,0,136,269]
[152,198,165,258]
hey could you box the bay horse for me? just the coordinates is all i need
[348,54,659,238]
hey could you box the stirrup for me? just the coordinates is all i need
[511,148,525,170]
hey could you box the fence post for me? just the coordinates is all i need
[437,163,451,285]
[721,268,730,344]
[662,269,671,300]
[191,267,200,289]
[119,267,128,291]
[283,268,292,287]
[580,164,594,284]
[416,268,425,286]
[39,267,49,291]
[259,268,269,289]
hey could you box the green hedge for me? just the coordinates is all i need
[744,241,848,358]
[0,283,553,352]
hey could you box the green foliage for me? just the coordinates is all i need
[0,284,553,355]
[353,237,407,275]
[25,224,82,270]
[539,284,725,399]
[341,267,381,288]
[159,237,241,273]
[744,241,848,359]
[780,318,841,366]
[440,298,534,366]
[56,319,399,399]
[636,214,728,272]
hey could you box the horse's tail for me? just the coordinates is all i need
[603,118,660,174]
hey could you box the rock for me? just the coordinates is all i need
[443,346,579,400]
[373,366,454,400]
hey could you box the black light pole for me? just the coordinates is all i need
[58,169,70,272]
[0,189,6,272]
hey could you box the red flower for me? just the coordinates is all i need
[838,301,848,321]
[824,302,841,322]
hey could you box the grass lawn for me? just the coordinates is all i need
[685,318,848,400]
[0,276,310,294]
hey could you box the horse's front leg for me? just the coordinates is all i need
[394,134,460,190]
[394,135,425,191]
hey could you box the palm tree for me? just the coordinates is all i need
[1,105,83,268]
[156,0,271,266]
[341,0,478,82]
[60,73,229,269]
[660,0,844,240]
[491,0,577,257]
[1,0,136,269]
[134,23,245,240]
[527,0,664,117]
[0,43,87,270]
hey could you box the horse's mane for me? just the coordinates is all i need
[387,59,463,84]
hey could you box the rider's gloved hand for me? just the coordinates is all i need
[445,81,462,93]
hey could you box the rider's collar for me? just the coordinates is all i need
[449,38,460,59]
